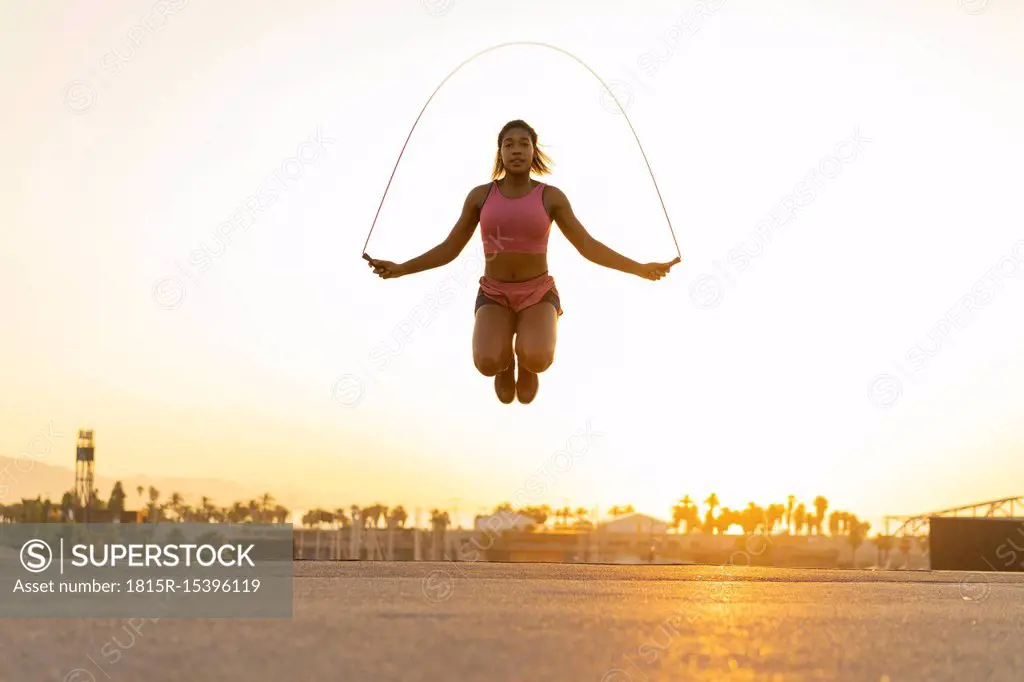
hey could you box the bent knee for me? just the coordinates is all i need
[474,350,512,376]
[517,347,554,373]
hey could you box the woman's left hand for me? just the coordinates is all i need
[366,258,405,279]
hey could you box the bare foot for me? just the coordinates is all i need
[516,367,538,404]
[494,357,516,404]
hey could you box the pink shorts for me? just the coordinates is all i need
[475,274,563,316]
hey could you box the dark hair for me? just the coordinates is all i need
[491,119,553,180]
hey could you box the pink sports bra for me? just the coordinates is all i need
[479,181,552,256]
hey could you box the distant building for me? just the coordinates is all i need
[597,512,669,535]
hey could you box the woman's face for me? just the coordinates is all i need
[500,128,534,173]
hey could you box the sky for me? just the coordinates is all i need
[1,0,1023,532]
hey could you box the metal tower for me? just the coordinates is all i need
[75,429,95,521]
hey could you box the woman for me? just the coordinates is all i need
[366,119,677,404]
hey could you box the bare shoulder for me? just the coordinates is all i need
[469,182,494,208]
[541,183,570,215]
[471,182,493,197]
[453,184,493,233]
[542,183,567,200]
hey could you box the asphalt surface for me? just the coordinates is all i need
[5,562,1024,682]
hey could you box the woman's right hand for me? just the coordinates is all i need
[366,257,405,279]
[633,261,676,281]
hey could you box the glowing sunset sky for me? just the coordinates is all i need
[2,0,1023,531]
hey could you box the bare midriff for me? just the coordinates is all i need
[483,252,549,282]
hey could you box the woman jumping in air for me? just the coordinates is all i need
[366,119,677,404]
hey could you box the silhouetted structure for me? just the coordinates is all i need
[885,496,1024,537]
[930,516,1024,572]
[74,429,95,521]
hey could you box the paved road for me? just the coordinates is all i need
[6,562,1024,681]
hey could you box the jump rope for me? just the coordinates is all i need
[361,41,681,269]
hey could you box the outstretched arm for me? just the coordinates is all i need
[549,186,673,279]
[367,185,485,278]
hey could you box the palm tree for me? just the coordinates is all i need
[703,507,716,534]
[717,508,739,535]
[107,481,127,514]
[740,503,765,534]
[812,496,828,536]
[672,496,698,534]
[390,506,408,528]
[765,504,785,534]
[362,505,383,529]
[349,505,363,559]
[786,495,796,533]
[89,488,106,511]
[429,509,450,561]
[147,486,161,522]
[848,519,870,567]
[670,500,687,534]
[198,496,215,523]
[518,505,549,527]
[168,492,185,522]
[61,491,75,521]
[793,503,807,535]
[228,502,248,523]
[385,507,406,560]
[701,494,719,534]
[872,534,894,567]
[704,493,719,517]
[684,504,701,534]
[259,493,275,520]
[302,509,330,527]
[805,512,819,536]
[180,503,196,522]
[830,511,844,534]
